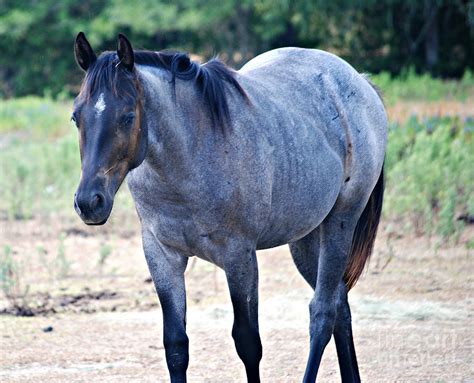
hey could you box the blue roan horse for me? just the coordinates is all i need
[73,32,387,382]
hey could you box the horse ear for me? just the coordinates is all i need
[74,32,96,71]
[117,33,134,71]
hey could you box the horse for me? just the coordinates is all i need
[72,32,387,382]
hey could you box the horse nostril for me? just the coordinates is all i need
[90,193,105,211]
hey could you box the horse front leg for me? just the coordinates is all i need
[142,230,189,383]
[225,247,262,383]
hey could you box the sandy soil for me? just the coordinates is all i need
[0,213,473,382]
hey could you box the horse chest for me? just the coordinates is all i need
[139,200,259,266]
[128,171,258,264]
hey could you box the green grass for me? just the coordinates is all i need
[0,95,473,240]
[0,133,79,219]
[371,69,474,104]
[0,96,71,138]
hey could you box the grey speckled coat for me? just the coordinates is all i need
[73,33,387,383]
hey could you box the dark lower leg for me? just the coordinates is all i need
[303,301,337,383]
[334,283,360,383]
[162,311,189,383]
[226,249,262,383]
[232,319,262,382]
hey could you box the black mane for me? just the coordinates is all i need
[80,50,247,127]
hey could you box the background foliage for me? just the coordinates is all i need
[0,0,473,98]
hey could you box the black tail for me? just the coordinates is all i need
[344,165,385,290]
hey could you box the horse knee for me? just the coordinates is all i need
[309,300,337,343]
[336,299,352,322]
[334,285,352,331]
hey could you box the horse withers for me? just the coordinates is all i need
[72,32,387,382]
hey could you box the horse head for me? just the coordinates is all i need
[72,32,147,225]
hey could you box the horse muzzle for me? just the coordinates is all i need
[74,189,113,225]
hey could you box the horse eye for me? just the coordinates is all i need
[70,113,78,126]
[121,112,136,126]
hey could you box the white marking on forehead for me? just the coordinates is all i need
[94,93,106,116]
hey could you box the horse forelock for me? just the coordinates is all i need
[78,52,139,102]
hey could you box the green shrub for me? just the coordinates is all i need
[371,69,474,104]
[0,245,16,297]
[384,117,474,240]
[0,244,30,309]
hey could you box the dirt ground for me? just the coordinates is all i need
[0,212,472,382]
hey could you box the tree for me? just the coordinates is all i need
[0,0,472,98]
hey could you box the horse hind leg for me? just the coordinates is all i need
[289,227,360,382]
[289,227,320,290]
[301,211,361,383]
[334,280,360,382]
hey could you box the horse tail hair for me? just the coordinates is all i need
[344,164,384,290]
